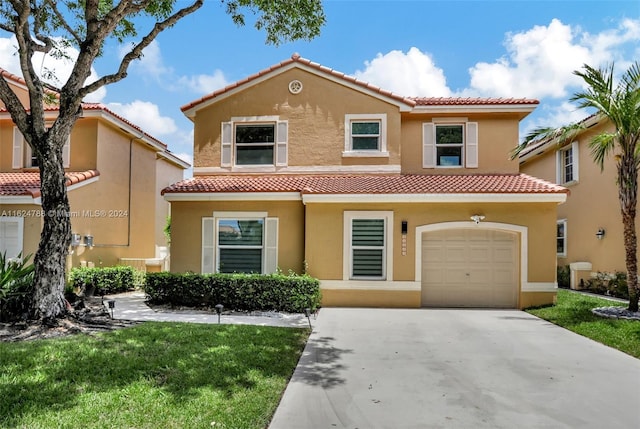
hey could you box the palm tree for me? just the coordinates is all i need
[514,62,640,312]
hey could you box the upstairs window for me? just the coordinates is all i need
[344,114,388,156]
[422,120,478,169]
[556,142,579,185]
[235,124,275,165]
[12,127,70,169]
[435,124,464,166]
[221,117,287,167]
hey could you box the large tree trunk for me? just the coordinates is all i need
[619,155,640,312]
[32,139,70,322]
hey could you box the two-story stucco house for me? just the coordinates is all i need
[519,114,631,288]
[163,54,568,309]
[0,68,189,271]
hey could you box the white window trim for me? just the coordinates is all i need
[557,219,567,258]
[422,119,477,169]
[0,216,24,261]
[221,116,287,168]
[556,142,579,186]
[343,211,393,281]
[343,113,388,157]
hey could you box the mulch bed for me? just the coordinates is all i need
[0,296,139,342]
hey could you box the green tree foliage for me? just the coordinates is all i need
[0,1,325,322]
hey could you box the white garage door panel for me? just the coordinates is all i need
[422,229,518,308]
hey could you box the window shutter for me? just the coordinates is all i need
[571,141,579,182]
[201,217,215,274]
[264,217,278,274]
[465,122,478,168]
[555,151,562,184]
[422,123,435,168]
[12,127,23,169]
[276,121,288,166]
[62,136,71,168]
[221,122,232,167]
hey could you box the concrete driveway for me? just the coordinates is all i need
[269,308,640,429]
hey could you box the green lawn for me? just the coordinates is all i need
[526,289,640,358]
[0,322,309,429]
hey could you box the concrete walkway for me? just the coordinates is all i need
[103,291,310,328]
[269,308,640,429]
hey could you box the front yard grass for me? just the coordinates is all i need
[526,289,640,358]
[0,322,308,429]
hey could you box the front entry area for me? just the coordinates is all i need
[421,228,519,308]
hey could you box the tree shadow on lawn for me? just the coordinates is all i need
[0,322,308,426]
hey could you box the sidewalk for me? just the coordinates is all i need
[102,291,310,328]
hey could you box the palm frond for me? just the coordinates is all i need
[588,132,616,171]
[510,124,583,160]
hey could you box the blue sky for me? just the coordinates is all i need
[1,0,639,175]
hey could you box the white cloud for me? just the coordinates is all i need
[353,47,451,97]
[177,70,230,94]
[121,39,172,82]
[0,35,106,102]
[107,100,177,136]
[468,18,640,99]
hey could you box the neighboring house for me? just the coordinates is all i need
[163,54,568,309]
[0,68,189,271]
[519,114,626,288]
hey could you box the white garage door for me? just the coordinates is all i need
[421,228,518,308]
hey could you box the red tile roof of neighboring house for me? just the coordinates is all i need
[162,174,567,196]
[180,54,540,113]
[0,170,100,198]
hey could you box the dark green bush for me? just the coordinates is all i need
[144,272,321,313]
[557,265,570,289]
[69,266,138,296]
[0,252,35,322]
[584,271,629,300]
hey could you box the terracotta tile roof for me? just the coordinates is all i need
[180,54,541,113]
[162,174,567,196]
[411,97,539,106]
[0,170,100,198]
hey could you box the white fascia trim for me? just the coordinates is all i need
[67,176,99,192]
[193,165,402,175]
[0,196,41,205]
[158,151,191,169]
[303,193,567,204]
[320,280,420,291]
[164,192,301,202]
[522,282,557,292]
[81,110,166,152]
[410,105,537,114]
[182,62,414,118]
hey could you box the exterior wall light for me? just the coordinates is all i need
[596,228,605,240]
[470,214,485,224]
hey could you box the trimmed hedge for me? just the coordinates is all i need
[69,266,139,296]
[144,272,321,313]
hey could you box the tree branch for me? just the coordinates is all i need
[78,0,204,99]
[44,0,83,45]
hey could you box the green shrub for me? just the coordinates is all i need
[584,271,629,300]
[144,272,321,313]
[69,266,138,296]
[0,252,35,322]
[557,265,570,289]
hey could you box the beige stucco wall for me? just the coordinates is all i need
[192,68,402,170]
[169,200,305,274]
[520,120,629,273]
[400,114,522,175]
[170,199,558,309]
